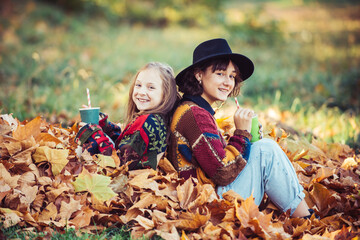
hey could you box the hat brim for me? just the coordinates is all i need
[175,53,254,87]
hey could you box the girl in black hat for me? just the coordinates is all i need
[168,38,312,218]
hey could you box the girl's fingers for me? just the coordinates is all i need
[236,108,254,119]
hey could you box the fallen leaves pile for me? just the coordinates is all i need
[0,114,359,239]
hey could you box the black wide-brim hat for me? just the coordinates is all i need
[176,38,254,86]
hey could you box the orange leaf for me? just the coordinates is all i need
[70,206,95,229]
[310,182,336,213]
[312,167,334,183]
[176,210,210,231]
[35,133,62,144]
[13,116,42,141]
[38,202,57,222]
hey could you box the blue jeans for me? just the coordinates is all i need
[216,138,305,215]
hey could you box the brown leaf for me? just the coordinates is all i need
[32,146,69,176]
[35,133,62,144]
[1,114,19,131]
[187,183,217,211]
[134,215,155,230]
[0,163,20,188]
[0,180,11,202]
[176,209,210,231]
[177,178,197,210]
[310,182,337,214]
[10,147,35,165]
[2,136,22,156]
[45,184,71,202]
[59,198,82,221]
[158,157,177,174]
[17,185,38,211]
[312,166,334,183]
[70,206,96,229]
[0,207,22,228]
[38,202,58,222]
[155,225,180,240]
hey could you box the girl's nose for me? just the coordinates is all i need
[224,76,232,85]
[137,87,146,95]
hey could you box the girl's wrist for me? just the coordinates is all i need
[234,129,252,140]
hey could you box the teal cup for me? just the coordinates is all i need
[79,107,100,124]
[250,114,261,143]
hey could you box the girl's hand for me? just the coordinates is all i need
[234,107,254,133]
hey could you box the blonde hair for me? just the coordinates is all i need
[125,62,178,126]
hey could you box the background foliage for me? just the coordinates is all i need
[0,0,359,148]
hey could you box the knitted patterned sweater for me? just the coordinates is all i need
[168,95,252,187]
[75,113,167,170]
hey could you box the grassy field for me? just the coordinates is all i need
[0,0,359,148]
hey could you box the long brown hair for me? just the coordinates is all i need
[125,62,178,126]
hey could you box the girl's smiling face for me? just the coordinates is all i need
[132,68,164,111]
[198,60,236,105]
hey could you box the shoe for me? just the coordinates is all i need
[304,209,320,219]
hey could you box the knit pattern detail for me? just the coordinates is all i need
[169,101,250,186]
[76,114,167,170]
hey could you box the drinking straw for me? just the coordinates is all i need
[234,97,240,108]
[86,88,91,108]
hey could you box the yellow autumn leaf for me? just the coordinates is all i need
[216,116,233,133]
[95,154,116,168]
[32,146,69,176]
[72,168,117,202]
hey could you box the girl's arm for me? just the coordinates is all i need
[75,124,114,155]
[181,106,251,186]
[98,113,122,143]
[116,114,167,170]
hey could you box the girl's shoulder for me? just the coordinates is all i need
[133,113,165,127]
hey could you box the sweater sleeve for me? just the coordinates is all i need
[117,114,167,170]
[179,106,249,186]
[98,113,122,143]
[75,123,114,156]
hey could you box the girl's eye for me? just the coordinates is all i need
[135,83,141,87]
[216,71,225,76]
[149,85,155,90]
[230,75,236,79]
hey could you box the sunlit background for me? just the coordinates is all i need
[0,0,359,148]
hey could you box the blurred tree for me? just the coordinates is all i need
[38,0,224,27]
[0,0,13,18]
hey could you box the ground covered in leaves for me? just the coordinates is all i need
[0,114,359,239]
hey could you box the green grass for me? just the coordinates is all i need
[0,0,359,148]
[0,223,163,240]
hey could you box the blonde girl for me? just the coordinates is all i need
[75,62,178,170]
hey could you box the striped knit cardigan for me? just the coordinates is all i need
[168,95,252,187]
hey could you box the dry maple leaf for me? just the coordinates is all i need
[12,116,42,141]
[32,146,69,176]
[1,114,360,238]
[72,168,117,202]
